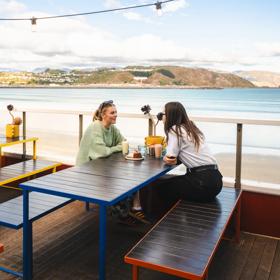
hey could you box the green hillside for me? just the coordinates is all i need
[0,66,255,88]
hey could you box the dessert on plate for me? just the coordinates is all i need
[132,150,142,158]
[126,150,143,159]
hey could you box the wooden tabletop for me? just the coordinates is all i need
[21,153,174,206]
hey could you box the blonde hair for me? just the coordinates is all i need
[93,100,114,121]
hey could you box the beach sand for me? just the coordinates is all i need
[3,129,280,186]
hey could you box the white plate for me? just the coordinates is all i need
[125,155,144,161]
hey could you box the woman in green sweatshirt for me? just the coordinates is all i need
[76,100,148,225]
[76,100,124,166]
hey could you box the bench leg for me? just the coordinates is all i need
[235,200,241,243]
[132,265,139,280]
[23,190,33,280]
[85,202,90,211]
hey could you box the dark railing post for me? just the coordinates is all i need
[235,123,243,188]
[79,114,83,145]
[148,119,153,136]
[22,111,26,159]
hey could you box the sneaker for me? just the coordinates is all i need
[129,210,151,224]
[118,216,138,226]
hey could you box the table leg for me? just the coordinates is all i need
[99,205,107,280]
[23,190,33,280]
[33,140,37,160]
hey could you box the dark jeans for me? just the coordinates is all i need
[140,169,223,219]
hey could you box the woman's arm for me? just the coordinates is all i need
[75,125,93,166]
[88,126,123,159]
[164,131,180,165]
[163,155,177,165]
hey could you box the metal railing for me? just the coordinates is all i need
[10,107,280,189]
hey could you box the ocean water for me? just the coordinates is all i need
[0,87,280,156]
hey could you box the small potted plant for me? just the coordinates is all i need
[6,104,22,138]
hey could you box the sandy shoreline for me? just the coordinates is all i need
[0,84,224,89]
[3,129,279,185]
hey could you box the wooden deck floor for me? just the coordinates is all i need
[0,193,279,280]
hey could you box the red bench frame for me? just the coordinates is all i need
[125,188,242,280]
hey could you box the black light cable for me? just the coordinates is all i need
[0,0,176,25]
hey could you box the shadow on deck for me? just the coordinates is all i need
[0,197,279,280]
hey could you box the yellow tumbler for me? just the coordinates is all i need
[6,124,19,138]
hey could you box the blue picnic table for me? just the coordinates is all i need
[20,153,174,280]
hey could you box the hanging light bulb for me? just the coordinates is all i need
[155,1,163,16]
[31,17,37,32]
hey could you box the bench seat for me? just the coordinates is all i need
[0,159,61,187]
[125,187,242,280]
[0,192,72,229]
[0,192,72,277]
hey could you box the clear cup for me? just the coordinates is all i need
[122,140,129,155]
[138,145,146,157]
[154,144,162,158]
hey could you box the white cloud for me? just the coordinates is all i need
[162,0,188,14]
[0,1,278,72]
[123,11,142,21]
[104,0,121,9]
[255,42,280,57]
[122,11,155,24]
[0,12,187,70]
[0,0,26,15]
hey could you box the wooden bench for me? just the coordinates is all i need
[0,192,73,277]
[125,186,242,280]
[0,159,61,189]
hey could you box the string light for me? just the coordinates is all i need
[31,17,37,32]
[0,0,175,28]
[155,1,163,16]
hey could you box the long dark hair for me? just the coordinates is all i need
[164,102,204,150]
[93,100,115,121]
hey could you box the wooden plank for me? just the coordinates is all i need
[0,159,61,186]
[239,236,267,279]
[210,233,255,280]
[24,181,118,202]
[269,240,280,280]
[255,238,278,280]
[32,174,136,195]
[40,171,140,190]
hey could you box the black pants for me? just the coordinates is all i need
[140,169,223,219]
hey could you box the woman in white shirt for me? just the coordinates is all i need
[154,101,223,213]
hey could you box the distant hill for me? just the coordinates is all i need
[141,66,255,88]
[235,71,280,87]
[0,66,255,88]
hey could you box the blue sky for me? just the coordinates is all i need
[0,0,279,72]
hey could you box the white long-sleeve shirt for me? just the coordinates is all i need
[166,126,217,168]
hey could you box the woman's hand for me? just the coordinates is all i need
[163,155,177,165]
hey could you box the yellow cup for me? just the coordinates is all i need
[6,124,19,138]
[145,135,165,146]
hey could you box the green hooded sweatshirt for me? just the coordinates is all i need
[76,121,124,166]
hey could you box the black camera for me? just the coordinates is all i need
[156,112,164,121]
[141,105,151,115]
